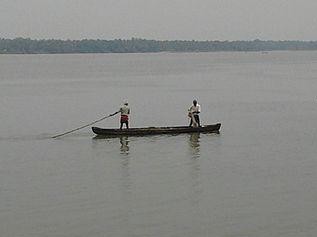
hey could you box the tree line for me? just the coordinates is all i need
[1,38,317,54]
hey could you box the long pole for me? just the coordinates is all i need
[52,112,118,138]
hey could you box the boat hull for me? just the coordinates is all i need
[92,123,221,136]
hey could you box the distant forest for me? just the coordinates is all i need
[1,38,317,54]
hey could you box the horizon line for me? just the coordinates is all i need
[2,37,317,42]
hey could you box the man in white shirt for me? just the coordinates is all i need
[188,100,201,127]
[113,102,130,129]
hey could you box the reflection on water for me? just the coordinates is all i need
[120,136,130,154]
[188,133,200,158]
[119,138,132,210]
[92,135,130,154]
[187,134,202,207]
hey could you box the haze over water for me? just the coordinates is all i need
[1,51,317,236]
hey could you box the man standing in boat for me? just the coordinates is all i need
[188,100,201,127]
[113,102,130,129]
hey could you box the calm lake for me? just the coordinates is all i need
[1,51,317,237]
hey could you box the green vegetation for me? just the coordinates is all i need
[1,38,317,54]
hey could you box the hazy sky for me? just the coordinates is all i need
[1,0,317,40]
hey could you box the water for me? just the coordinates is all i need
[1,52,317,237]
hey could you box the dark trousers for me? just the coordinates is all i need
[189,115,200,127]
[120,121,129,129]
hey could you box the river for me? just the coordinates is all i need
[1,51,317,236]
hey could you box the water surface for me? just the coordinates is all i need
[1,52,317,237]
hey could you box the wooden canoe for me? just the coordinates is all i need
[92,123,221,136]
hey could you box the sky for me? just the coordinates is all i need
[1,0,317,41]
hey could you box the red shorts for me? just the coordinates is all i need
[120,115,129,122]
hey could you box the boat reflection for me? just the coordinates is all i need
[92,135,130,154]
[93,132,207,156]
[188,133,200,158]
